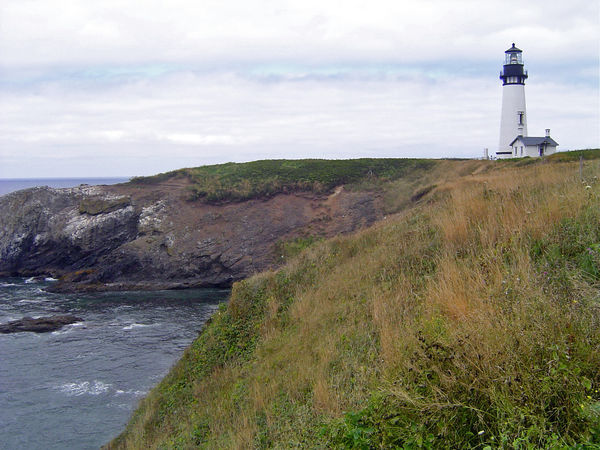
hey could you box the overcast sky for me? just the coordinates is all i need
[1,1,598,178]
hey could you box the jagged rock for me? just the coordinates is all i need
[0,179,383,292]
[0,315,83,333]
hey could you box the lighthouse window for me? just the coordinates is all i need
[518,112,524,125]
[520,146,523,156]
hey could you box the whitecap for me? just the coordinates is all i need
[24,277,36,284]
[114,388,147,396]
[18,299,43,304]
[50,322,85,335]
[44,277,58,282]
[123,323,151,330]
[51,328,71,335]
[58,380,112,396]
[0,283,18,287]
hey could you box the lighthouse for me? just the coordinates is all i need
[496,44,558,158]
[497,44,528,158]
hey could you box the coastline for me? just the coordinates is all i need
[0,178,130,196]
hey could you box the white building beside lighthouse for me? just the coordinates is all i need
[497,44,558,158]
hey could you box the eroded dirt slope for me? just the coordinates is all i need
[0,175,383,291]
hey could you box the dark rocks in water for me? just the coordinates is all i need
[0,315,83,334]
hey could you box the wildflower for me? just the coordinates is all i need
[585,185,592,189]
[478,430,485,436]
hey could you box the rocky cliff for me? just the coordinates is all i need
[0,175,384,292]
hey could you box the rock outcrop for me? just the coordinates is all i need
[0,177,384,292]
[0,315,83,333]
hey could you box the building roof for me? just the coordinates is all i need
[510,136,559,147]
[506,43,522,53]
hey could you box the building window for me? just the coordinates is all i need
[520,146,523,156]
[518,112,524,125]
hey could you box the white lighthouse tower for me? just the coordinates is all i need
[497,44,528,158]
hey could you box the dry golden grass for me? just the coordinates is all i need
[109,157,600,449]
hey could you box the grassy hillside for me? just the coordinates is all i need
[111,153,600,448]
[130,159,436,203]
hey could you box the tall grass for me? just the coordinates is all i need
[109,157,600,449]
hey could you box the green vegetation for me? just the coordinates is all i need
[488,149,600,167]
[547,148,600,162]
[110,154,600,449]
[273,236,324,263]
[130,159,436,203]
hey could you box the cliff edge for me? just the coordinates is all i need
[1,159,436,292]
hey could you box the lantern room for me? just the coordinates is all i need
[505,43,523,65]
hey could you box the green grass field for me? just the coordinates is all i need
[130,158,437,203]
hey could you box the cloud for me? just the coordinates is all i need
[1,68,596,177]
[1,0,597,68]
[0,0,598,177]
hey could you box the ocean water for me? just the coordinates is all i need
[0,178,130,196]
[0,278,229,449]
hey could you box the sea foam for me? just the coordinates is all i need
[122,323,152,330]
[58,380,112,396]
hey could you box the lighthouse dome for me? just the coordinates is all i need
[505,43,523,53]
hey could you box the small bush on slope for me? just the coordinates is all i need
[109,158,600,449]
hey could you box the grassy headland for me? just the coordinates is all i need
[112,152,600,448]
[130,158,436,203]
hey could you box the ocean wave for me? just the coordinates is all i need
[58,380,112,396]
[51,322,85,335]
[57,381,145,398]
[51,328,71,335]
[0,283,18,287]
[18,298,43,304]
[123,323,153,330]
[114,388,147,396]
[24,277,37,284]
[44,277,58,282]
